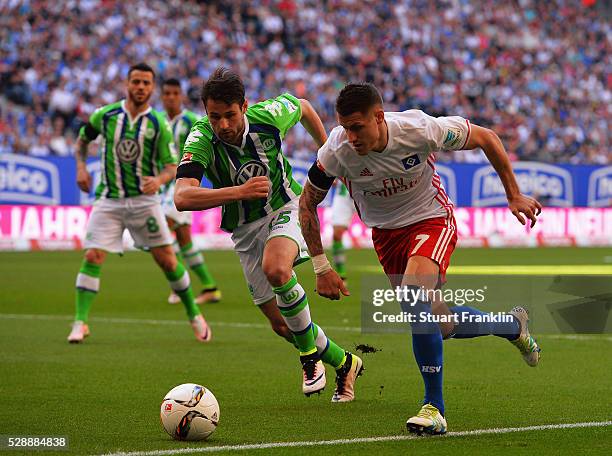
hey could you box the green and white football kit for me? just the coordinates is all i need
[161,109,199,227]
[70,99,208,344]
[81,100,176,252]
[176,93,307,305]
[176,93,363,399]
[231,197,309,305]
[330,182,355,279]
[161,108,220,304]
[331,182,355,228]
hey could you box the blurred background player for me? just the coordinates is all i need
[68,63,211,344]
[330,181,355,283]
[174,67,363,402]
[300,82,542,434]
[160,78,221,305]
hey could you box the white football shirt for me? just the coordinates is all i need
[316,110,470,229]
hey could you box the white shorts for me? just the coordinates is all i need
[331,190,355,227]
[84,195,173,253]
[231,198,309,305]
[163,203,193,227]
[161,183,193,227]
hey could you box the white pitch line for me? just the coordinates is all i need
[1,313,611,340]
[542,334,612,342]
[100,421,612,456]
[0,313,361,333]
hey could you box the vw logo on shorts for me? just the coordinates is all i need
[116,138,141,163]
[234,160,269,185]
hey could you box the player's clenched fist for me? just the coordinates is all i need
[239,176,270,200]
[142,176,162,195]
[76,165,92,193]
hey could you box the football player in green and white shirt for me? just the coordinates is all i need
[160,78,221,306]
[330,182,355,283]
[69,63,212,344]
[175,67,363,402]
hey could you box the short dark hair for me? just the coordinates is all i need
[128,62,155,80]
[162,78,181,88]
[335,83,383,117]
[201,67,245,106]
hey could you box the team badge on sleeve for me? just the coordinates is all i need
[180,152,193,164]
[443,127,463,148]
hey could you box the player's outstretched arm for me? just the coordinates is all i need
[464,124,542,227]
[174,176,269,212]
[299,180,349,300]
[298,99,327,148]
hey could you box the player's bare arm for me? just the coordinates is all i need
[465,124,542,227]
[299,179,349,300]
[174,176,269,212]
[142,164,177,195]
[299,180,328,257]
[75,136,92,193]
[298,99,327,148]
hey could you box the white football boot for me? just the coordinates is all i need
[67,321,90,344]
[301,355,326,396]
[190,315,212,342]
[406,404,447,435]
[509,306,541,367]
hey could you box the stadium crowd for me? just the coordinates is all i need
[0,0,609,164]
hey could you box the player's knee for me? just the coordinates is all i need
[84,249,105,264]
[262,261,292,287]
[155,253,178,272]
[176,227,191,247]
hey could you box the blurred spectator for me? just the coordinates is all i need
[0,135,12,154]
[48,81,78,128]
[49,117,74,156]
[0,0,609,164]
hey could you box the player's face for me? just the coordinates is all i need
[127,70,154,107]
[205,99,248,146]
[338,107,385,155]
[161,85,182,114]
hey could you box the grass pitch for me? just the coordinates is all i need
[1,247,611,455]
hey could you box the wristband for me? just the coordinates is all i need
[312,254,332,276]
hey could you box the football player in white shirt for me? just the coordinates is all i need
[299,83,542,435]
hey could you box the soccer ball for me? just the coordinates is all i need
[160,383,220,441]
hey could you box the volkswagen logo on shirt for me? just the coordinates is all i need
[116,138,141,163]
[234,160,269,185]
